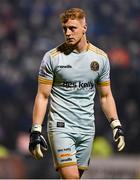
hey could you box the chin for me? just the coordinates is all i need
[66,41,77,47]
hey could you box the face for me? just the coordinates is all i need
[62,18,87,46]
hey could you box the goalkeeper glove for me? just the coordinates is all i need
[110,119,125,151]
[29,125,48,160]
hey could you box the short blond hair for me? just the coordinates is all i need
[60,8,86,23]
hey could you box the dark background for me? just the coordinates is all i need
[0,0,140,178]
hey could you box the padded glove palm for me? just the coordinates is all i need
[29,131,48,159]
[110,119,125,151]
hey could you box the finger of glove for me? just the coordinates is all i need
[32,144,43,160]
[117,136,125,151]
[113,128,118,141]
[113,128,123,141]
[40,135,48,151]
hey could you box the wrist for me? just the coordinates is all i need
[31,124,42,133]
[110,119,121,129]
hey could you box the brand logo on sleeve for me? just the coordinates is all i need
[90,61,99,71]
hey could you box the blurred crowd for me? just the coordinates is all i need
[0,0,140,155]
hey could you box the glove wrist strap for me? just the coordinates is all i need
[31,124,42,132]
[110,119,121,129]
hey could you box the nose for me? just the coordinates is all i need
[65,28,71,36]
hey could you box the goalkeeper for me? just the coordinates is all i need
[29,8,125,179]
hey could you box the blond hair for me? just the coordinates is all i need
[60,8,86,23]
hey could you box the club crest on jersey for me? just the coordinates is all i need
[90,61,99,71]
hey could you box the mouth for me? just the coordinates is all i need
[66,38,75,43]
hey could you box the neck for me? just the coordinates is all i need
[75,35,88,53]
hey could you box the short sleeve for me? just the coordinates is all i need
[97,55,110,86]
[38,52,54,84]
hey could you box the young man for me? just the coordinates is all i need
[29,8,125,179]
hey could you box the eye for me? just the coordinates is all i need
[62,26,77,33]
[69,27,76,31]
[63,26,67,33]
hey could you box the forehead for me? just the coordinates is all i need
[62,18,85,27]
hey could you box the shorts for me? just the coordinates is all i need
[48,131,94,170]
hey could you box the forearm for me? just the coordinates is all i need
[29,84,51,159]
[98,81,125,151]
[32,93,48,126]
[30,93,48,159]
[100,93,119,123]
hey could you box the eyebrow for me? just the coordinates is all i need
[62,25,77,30]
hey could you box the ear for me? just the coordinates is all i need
[83,24,87,34]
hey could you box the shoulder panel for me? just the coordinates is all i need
[50,48,60,58]
[89,44,108,58]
